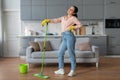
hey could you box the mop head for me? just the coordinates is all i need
[33,73,49,79]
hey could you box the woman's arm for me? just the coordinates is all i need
[49,17,62,23]
[73,18,83,29]
[41,17,62,26]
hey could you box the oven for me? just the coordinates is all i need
[105,19,120,28]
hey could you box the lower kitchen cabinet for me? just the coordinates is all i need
[107,45,120,55]
[89,36,107,56]
[105,29,120,55]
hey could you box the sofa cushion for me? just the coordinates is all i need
[75,50,94,58]
[31,50,58,58]
[78,42,92,51]
[34,38,61,50]
[31,50,94,59]
[65,50,94,58]
[48,38,61,50]
[29,41,40,51]
[75,37,91,50]
[38,41,53,51]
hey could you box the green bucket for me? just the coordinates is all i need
[19,64,28,74]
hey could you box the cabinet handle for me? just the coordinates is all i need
[110,1,116,4]
[110,46,115,48]
[92,37,98,39]
[109,36,115,38]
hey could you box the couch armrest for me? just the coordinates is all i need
[26,46,33,59]
[92,45,99,58]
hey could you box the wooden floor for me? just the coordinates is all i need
[0,57,120,80]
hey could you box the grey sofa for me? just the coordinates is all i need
[26,37,99,68]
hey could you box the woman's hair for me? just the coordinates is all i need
[72,6,78,18]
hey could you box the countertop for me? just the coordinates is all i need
[17,34,107,38]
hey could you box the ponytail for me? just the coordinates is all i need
[73,13,78,18]
[72,6,78,18]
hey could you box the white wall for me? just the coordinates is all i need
[2,0,20,10]
[2,0,21,57]
[21,21,62,35]
[0,0,3,57]
[22,21,104,36]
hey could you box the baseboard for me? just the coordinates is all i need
[105,55,120,58]
[20,56,26,59]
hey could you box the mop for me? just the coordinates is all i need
[33,23,49,79]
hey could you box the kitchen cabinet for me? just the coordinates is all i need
[20,0,46,20]
[46,0,68,18]
[20,0,68,20]
[69,0,104,19]
[20,0,120,20]
[46,0,68,5]
[20,0,32,20]
[107,46,120,55]
[21,6,32,20]
[83,0,104,5]
[105,0,120,18]
[83,5,104,19]
[89,36,107,56]
[32,0,46,5]
[47,6,68,19]
[20,0,105,20]
[105,29,120,55]
[32,6,46,20]
[105,0,120,5]
[83,0,104,19]
[20,0,31,6]
[32,0,46,20]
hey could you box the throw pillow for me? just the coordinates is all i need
[78,42,91,51]
[29,41,40,51]
[38,41,53,51]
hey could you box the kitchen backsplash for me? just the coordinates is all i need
[21,21,104,36]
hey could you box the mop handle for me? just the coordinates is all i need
[40,23,48,73]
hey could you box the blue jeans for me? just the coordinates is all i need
[58,31,76,71]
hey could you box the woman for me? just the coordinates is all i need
[41,6,82,77]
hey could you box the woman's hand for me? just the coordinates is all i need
[41,19,50,27]
[69,25,76,31]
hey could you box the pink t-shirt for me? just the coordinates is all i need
[51,16,82,32]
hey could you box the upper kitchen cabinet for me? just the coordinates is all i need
[105,0,120,19]
[46,0,68,18]
[21,6,32,20]
[20,0,46,20]
[20,0,106,20]
[83,0,104,5]
[105,0,120,5]
[20,0,31,6]
[32,0,46,20]
[20,0,68,20]
[83,5,104,19]
[20,0,32,20]
[83,0,104,19]
[69,0,83,19]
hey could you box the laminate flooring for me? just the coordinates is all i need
[0,57,120,80]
